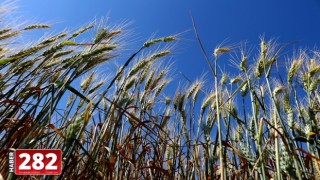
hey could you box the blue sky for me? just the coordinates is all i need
[13,0,320,85]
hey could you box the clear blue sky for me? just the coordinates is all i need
[13,0,320,84]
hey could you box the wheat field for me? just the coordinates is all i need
[0,4,320,180]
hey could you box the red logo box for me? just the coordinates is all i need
[14,149,62,175]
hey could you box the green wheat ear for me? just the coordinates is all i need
[240,82,248,97]
[0,31,20,40]
[273,85,285,96]
[53,50,74,58]
[254,58,264,78]
[220,73,227,85]
[283,93,294,128]
[94,28,108,44]
[124,76,137,91]
[139,63,151,84]
[201,92,216,110]
[70,24,94,39]
[23,24,50,30]
[40,33,67,45]
[309,77,320,92]
[287,59,302,83]
[150,50,170,60]
[0,28,11,35]
[214,47,230,58]
[186,81,202,99]
[80,72,95,92]
[309,59,320,77]
[143,36,176,47]
[88,80,104,94]
[154,79,169,98]
[230,76,242,85]
[240,56,248,72]
[128,60,149,77]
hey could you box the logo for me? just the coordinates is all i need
[13,149,62,175]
